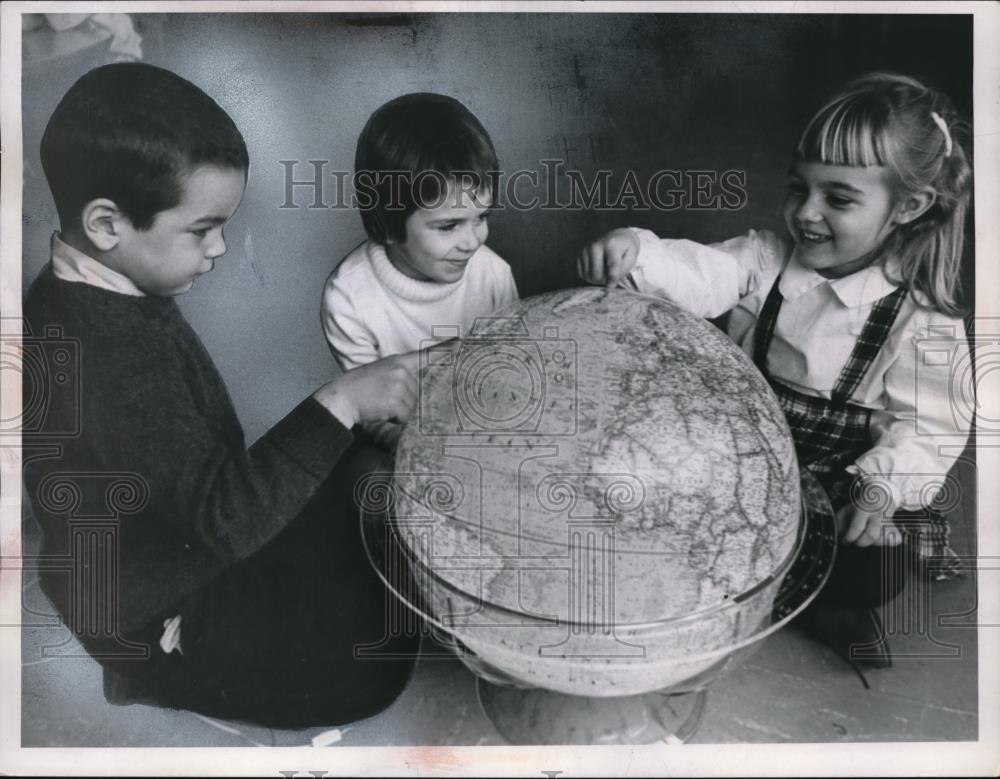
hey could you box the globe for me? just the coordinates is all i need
[388,287,807,703]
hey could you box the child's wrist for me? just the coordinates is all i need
[313,387,359,429]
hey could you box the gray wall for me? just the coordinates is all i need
[22,13,973,441]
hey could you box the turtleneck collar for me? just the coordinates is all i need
[367,242,466,303]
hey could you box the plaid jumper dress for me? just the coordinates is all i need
[753,274,956,584]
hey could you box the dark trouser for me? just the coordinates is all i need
[819,542,908,610]
[814,478,912,611]
[100,443,419,729]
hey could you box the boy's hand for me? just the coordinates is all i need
[577,228,640,287]
[315,351,420,430]
[367,420,404,450]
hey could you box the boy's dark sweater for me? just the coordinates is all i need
[23,266,354,645]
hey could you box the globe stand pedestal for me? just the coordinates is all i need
[459,627,769,745]
[476,680,707,745]
[359,461,837,747]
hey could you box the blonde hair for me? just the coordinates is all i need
[795,72,972,316]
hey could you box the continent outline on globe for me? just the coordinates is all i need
[389,287,804,696]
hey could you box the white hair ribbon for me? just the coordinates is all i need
[930,111,953,157]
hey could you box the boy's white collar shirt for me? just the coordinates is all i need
[50,232,145,296]
[626,226,970,511]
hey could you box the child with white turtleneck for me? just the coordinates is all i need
[323,93,518,447]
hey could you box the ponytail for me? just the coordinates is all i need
[795,73,973,316]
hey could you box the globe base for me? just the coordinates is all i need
[475,679,708,745]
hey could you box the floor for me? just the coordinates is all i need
[19,504,979,748]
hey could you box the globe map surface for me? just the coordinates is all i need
[392,287,802,696]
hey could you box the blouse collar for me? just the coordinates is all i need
[780,252,903,307]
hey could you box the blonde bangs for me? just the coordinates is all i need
[795,95,889,167]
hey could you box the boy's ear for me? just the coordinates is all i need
[893,187,937,225]
[80,199,128,251]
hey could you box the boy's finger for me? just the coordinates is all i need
[392,349,422,376]
[398,382,418,418]
[390,389,417,423]
[399,381,418,413]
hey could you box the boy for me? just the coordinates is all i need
[23,62,420,728]
[322,93,518,448]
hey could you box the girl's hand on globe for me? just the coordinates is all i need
[577,228,640,287]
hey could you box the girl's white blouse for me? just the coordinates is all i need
[625,227,972,511]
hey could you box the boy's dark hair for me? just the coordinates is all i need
[354,93,498,244]
[41,62,249,232]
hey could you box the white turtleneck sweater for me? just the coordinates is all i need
[322,240,519,371]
